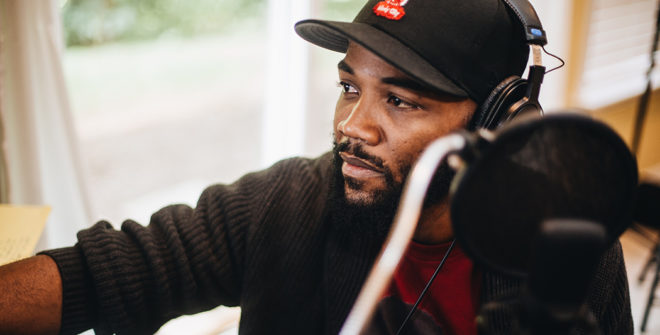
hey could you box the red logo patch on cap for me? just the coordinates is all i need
[373,0,408,20]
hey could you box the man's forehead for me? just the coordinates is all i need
[339,43,405,76]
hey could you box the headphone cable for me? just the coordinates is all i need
[542,46,565,74]
[395,239,456,335]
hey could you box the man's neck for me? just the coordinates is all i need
[412,199,453,244]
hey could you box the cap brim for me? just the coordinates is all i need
[295,19,469,98]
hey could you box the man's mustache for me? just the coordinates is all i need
[334,140,386,171]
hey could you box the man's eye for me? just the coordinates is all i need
[338,81,358,94]
[387,95,417,109]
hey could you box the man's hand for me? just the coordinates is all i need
[0,255,62,335]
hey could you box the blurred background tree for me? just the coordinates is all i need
[61,0,363,47]
[61,0,267,46]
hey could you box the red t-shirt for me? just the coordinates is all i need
[366,240,480,334]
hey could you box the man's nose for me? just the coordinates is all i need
[337,98,382,145]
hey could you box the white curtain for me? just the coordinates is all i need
[0,0,92,250]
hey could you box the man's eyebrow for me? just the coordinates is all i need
[337,60,353,74]
[337,61,447,97]
[381,77,432,94]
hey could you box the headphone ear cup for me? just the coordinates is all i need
[472,76,527,130]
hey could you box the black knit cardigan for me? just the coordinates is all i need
[41,153,633,335]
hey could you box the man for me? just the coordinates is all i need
[0,0,632,334]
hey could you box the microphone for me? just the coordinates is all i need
[451,112,637,276]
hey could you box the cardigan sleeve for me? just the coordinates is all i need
[584,240,633,335]
[40,153,333,335]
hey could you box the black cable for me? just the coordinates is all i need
[631,0,660,155]
[542,45,565,74]
[395,239,456,335]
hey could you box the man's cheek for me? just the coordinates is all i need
[389,155,415,184]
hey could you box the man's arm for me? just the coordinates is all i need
[0,155,331,334]
[0,255,62,335]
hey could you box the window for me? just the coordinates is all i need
[62,0,360,225]
[59,1,360,333]
[576,0,659,109]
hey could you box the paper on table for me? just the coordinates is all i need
[0,205,50,266]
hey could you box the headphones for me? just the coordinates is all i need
[472,0,548,130]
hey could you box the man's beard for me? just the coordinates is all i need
[330,140,455,238]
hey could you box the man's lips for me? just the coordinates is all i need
[339,152,384,179]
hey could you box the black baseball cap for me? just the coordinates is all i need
[295,0,530,104]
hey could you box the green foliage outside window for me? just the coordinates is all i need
[61,0,267,46]
[61,0,364,47]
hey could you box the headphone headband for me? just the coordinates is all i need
[502,0,547,46]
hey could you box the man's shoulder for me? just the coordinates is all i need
[252,151,334,187]
[202,152,334,203]
[269,151,334,173]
